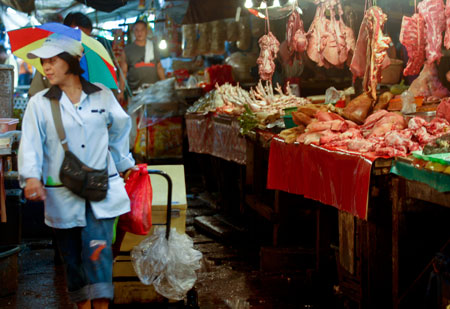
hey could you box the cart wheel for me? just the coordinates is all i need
[186,288,199,308]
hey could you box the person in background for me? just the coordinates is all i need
[0,45,18,88]
[18,58,33,85]
[18,34,135,309]
[118,20,165,101]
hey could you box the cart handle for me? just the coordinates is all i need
[147,169,172,240]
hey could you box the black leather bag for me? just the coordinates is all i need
[50,98,108,201]
[60,150,108,201]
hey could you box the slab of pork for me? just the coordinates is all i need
[400,14,426,76]
[417,0,445,64]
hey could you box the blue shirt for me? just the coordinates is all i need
[18,79,135,228]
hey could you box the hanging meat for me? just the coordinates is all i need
[417,0,445,64]
[257,32,280,81]
[445,0,450,49]
[400,14,426,76]
[409,63,450,98]
[286,10,307,65]
[306,0,355,68]
[350,6,391,100]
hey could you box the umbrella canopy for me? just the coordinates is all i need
[7,23,118,89]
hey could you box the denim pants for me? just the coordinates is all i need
[53,202,115,303]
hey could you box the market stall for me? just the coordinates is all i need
[182,0,450,306]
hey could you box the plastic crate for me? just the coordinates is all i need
[0,118,18,133]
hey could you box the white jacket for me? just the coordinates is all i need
[18,79,135,228]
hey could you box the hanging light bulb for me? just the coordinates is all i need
[272,0,280,6]
[259,1,267,9]
[159,39,167,50]
[244,0,253,8]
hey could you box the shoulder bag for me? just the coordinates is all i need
[50,98,108,201]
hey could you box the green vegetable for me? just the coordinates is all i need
[390,80,409,95]
[238,104,258,135]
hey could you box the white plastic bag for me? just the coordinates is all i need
[131,227,203,300]
[400,90,416,114]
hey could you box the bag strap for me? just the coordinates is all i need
[49,98,69,152]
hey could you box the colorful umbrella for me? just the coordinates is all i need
[7,23,118,89]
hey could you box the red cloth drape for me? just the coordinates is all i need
[267,138,374,220]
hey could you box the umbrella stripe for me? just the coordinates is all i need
[81,32,114,67]
[12,38,48,75]
[8,23,118,89]
[8,27,52,52]
[40,23,81,41]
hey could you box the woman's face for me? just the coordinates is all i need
[42,56,69,86]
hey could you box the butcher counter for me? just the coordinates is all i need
[185,112,450,308]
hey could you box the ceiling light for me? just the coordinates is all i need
[159,39,167,50]
[244,0,253,8]
[259,1,267,9]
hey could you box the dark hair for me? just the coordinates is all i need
[63,12,93,32]
[40,52,84,76]
[133,20,147,29]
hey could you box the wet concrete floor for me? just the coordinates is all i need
[0,191,343,308]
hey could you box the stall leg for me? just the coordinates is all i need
[391,177,402,309]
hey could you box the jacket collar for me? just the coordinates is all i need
[43,77,102,100]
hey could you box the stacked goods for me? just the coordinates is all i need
[226,20,239,42]
[237,17,251,51]
[182,24,197,57]
[197,23,211,55]
[350,6,391,100]
[210,20,226,55]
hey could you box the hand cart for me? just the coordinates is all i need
[112,168,198,307]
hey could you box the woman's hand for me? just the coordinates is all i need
[120,166,139,182]
[24,178,46,201]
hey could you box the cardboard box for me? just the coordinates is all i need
[113,165,187,304]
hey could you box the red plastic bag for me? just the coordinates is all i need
[119,164,152,235]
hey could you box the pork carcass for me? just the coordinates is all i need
[286,10,307,65]
[400,14,426,76]
[306,0,354,68]
[350,6,391,100]
[307,4,328,67]
[445,0,450,49]
[409,63,450,98]
[257,32,280,81]
[417,0,446,64]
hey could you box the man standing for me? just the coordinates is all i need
[118,20,165,101]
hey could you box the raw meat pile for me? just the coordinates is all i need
[350,6,391,100]
[306,0,355,68]
[285,10,307,65]
[257,32,280,81]
[290,108,450,158]
[417,0,446,64]
[399,14,426,76]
